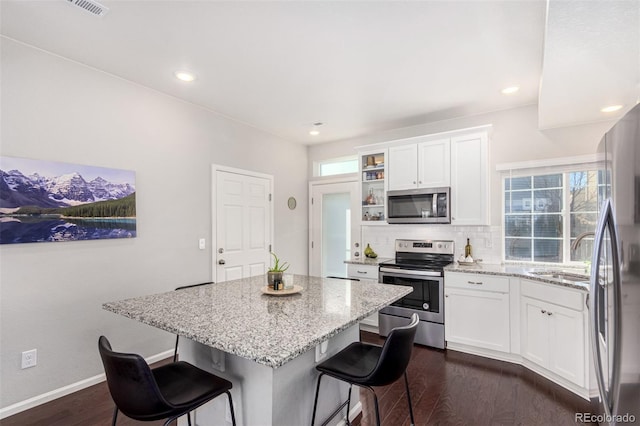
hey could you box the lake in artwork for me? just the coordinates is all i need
[0,156,136,244]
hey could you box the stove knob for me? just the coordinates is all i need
[437,243,442,249]
[422,303,430,310]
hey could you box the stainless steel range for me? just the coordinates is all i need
[378,239,454,349]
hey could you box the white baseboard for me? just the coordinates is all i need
[0,349,174,420]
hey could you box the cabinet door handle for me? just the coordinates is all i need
[547,311,553,316]
[541,309,546,314]
[413,181,416,184]
[467,281,483,285]
[445,294,449,298]
[357,271,368,274]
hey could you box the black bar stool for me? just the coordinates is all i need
[98,335,235,426]
[311,313,419,426]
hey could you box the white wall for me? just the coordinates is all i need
[0,38,308,409]
[308,104,616,259]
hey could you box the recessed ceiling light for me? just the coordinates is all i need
[501,86,520,95]
[309,122,323,136]
[174,71,196,82]
[600,105,623,113]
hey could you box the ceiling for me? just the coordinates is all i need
[1,0,638,144]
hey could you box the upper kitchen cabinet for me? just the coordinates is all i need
[388,144,418,190]
[450,132,489,225]
[360,149,387,223]
[388,138,450,190]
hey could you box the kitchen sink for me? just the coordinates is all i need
[527,270,590,283]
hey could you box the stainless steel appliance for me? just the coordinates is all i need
[378,239,454,349]
[387,187,450,224]
[588,103,640,424]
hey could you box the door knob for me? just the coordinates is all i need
[218,259,226,265]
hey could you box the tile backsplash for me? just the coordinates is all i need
[361,224,502,263]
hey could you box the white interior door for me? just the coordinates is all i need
[213,167,273,282]
[309,180,359,278]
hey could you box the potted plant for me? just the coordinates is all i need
[267,252,289,289]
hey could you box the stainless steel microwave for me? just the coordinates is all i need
[387,187,450,224]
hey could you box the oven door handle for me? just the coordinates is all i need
[379,267,443,277]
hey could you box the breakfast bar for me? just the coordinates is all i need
[103,275,411,426]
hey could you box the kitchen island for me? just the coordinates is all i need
[103,274,411,426]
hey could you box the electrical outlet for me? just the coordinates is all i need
[198,238,206,250]
[21,349,37,369]
[485,237,493,249]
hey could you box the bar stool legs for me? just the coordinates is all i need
[404,372,415,426]
[311,373,324,426]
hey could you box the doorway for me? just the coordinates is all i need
[309,179,360,278]
[212,165,274,282]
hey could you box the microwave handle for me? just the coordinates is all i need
[432,194,437,216]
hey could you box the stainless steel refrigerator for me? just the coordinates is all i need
[589,103,640,424]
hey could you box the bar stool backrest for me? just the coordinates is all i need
[98,336,172,420]
[365,313,419,386]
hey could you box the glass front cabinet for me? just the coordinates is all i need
[359,149,388,224]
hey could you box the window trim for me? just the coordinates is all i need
[314,155,358,177]
[499,156,605,266]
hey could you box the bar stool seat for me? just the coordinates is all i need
[311,313,419,426]
[99,335,235,426]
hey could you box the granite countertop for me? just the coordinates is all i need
[344,257,392,265]
[444,263,590,291]
[103,274,411,368]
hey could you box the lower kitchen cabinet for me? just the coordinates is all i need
[444,271,590,398]
[520,281,586,388]
[347,263,379,329]
[444,272,510,353]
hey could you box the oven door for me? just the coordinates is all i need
[379,267,444,323]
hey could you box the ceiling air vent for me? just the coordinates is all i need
[66,0,109,17]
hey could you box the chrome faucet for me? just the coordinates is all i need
[571,231,596,252]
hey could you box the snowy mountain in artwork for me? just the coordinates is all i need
[0,168,135,208]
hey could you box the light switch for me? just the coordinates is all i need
[198,238,206,250]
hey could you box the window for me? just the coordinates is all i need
[317,157,358,177]
[504,168,609,264]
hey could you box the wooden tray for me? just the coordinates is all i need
[261,285,303,296]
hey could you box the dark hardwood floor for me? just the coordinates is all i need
[353,331,592,426]
[1,331,592,426]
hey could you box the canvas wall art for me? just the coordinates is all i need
[0,156,136,244]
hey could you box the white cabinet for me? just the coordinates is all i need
[347,263,379,329]
[346,263,379,281]
[388,139,450,191]
[418,139,451,188]
[385,131,489,225]
[388,144,418,190]
[450,132,489,225]
[444,272,510,353]
[520,280,586,387]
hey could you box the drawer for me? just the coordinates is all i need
[445,272,510,293]
[347,264,379,281]
[521,279,584,311]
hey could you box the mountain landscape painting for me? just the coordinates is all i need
[0,156,136,244]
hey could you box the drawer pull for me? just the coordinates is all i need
[467,281,483,285]
[357,271,367,274]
